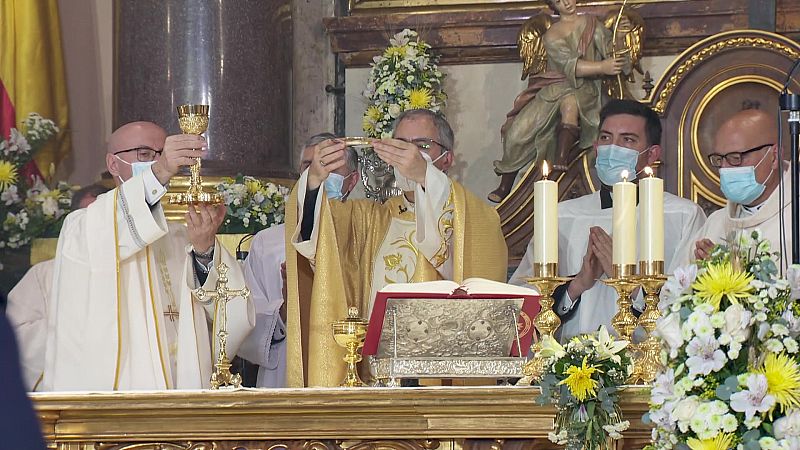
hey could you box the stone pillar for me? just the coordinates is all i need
[291,0,337,169]
[114,0,293,178]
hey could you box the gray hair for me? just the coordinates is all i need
[392,109,454,153]
[302,132,337,149]
[344,147,359,172]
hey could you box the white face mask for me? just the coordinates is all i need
[114,155,155,183]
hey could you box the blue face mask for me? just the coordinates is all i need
[595,144,647,185]
[115,156,155,182]
[719,150,773,205]
[323,172,354,200]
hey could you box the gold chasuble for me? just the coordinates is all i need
[285,168,507,387]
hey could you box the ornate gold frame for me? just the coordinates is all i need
[348,0,686,13]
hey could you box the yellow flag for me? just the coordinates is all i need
[0,0,70,171]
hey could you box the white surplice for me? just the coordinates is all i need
[291,165,453,316]
[237,223,287,388]
[42,174,254,391]
[509,190,706,341]
[674,168,793,270]
[7,259,54,391]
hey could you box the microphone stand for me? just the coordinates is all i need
[780,92,800,264]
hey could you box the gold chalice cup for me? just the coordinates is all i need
[169,104,222,205]
[332,306,368,387]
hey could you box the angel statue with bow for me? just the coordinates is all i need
[488,0,644,203]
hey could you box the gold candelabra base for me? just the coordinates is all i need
[518,262,571,385]
[630,265,666,384]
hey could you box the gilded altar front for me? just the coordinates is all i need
[33,387,652,450]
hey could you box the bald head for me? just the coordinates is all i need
[714,109,777,155]
[713,109,780,206]
[106,121,168,185]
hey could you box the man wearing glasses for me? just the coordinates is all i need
[284,109,508,387]
[681,108,790,266]
[43,121,254,391]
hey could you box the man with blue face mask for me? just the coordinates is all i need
[43,121,255,391]
[679,109,789,268]
[284,109,508,387]
[236,132,358,388]
[510,100,706,341]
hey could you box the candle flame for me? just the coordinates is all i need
[620,169,629,182]
[542,160,550,179]
[644,166,654,177]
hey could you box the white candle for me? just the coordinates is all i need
[533,161,558,264]
[639,167,664,262]
[612,170,637,266]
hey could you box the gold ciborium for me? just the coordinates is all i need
[169,104,222,205]
[332,306,368,387]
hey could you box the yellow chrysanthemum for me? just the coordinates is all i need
[408,88,433,109]
[686,433,734,450]
[245,179,262,194]
[0,161,18,192]
[366,105,383,121]
[558,356,602,402]
[756,353,800,413]
[384,46,407,58]
[691,262,753,310]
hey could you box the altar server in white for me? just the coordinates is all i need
[237,132,358,388]
[510,100,706,341]
[7,183,110,391]
[43,121,254,391]
[678,108,791,268]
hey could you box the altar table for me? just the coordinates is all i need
[32,386,653,450]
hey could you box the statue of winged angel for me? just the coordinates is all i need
[488,0,644,203]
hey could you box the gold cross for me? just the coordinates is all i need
[164,304,179,323]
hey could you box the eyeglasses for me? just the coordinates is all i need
[708,143,773,168]
[113,146,163,162]
[397,137,449,153]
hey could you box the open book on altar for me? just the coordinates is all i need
[363,278,540,360]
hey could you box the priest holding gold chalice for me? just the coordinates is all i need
[42,114,254,391]
[285,109,508,387]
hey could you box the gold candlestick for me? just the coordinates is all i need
[193,262,250,389]
[169,104,222,205]
[519,262,571,384]
[332,307,369,387]
[630,260,666,384]
[601,264,641,384]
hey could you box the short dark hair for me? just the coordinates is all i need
[599,99,662,147]
[543,0,558,13]
[392,109,455,153]
[71,183,111,210]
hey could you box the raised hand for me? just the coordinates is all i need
[307,139,347,191]
[186,203,227,254]
[373,138,429,187]
[568,232,604,300]
[151,134,208,185]
[589,226,614,278]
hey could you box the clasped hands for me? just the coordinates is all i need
[307,138,428,190]
[568,227,614,299]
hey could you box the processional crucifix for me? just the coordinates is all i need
[192,262,250,389]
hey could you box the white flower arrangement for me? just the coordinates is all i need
[646,230,800,450]
[0,113,71,264]
[361,29,446,138]
[215,175,289,234]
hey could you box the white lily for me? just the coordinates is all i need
[591,326,629,364]
[538,335,566,359]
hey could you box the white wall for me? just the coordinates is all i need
[345,55,677,201]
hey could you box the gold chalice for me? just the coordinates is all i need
[169,104,222,205]
[332,306,369,387]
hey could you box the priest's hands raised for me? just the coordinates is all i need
[307,139,347,191]
[151,134,208,185]
[373,139,429,188]
[694,238,715,261]
[186,203,226,255]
